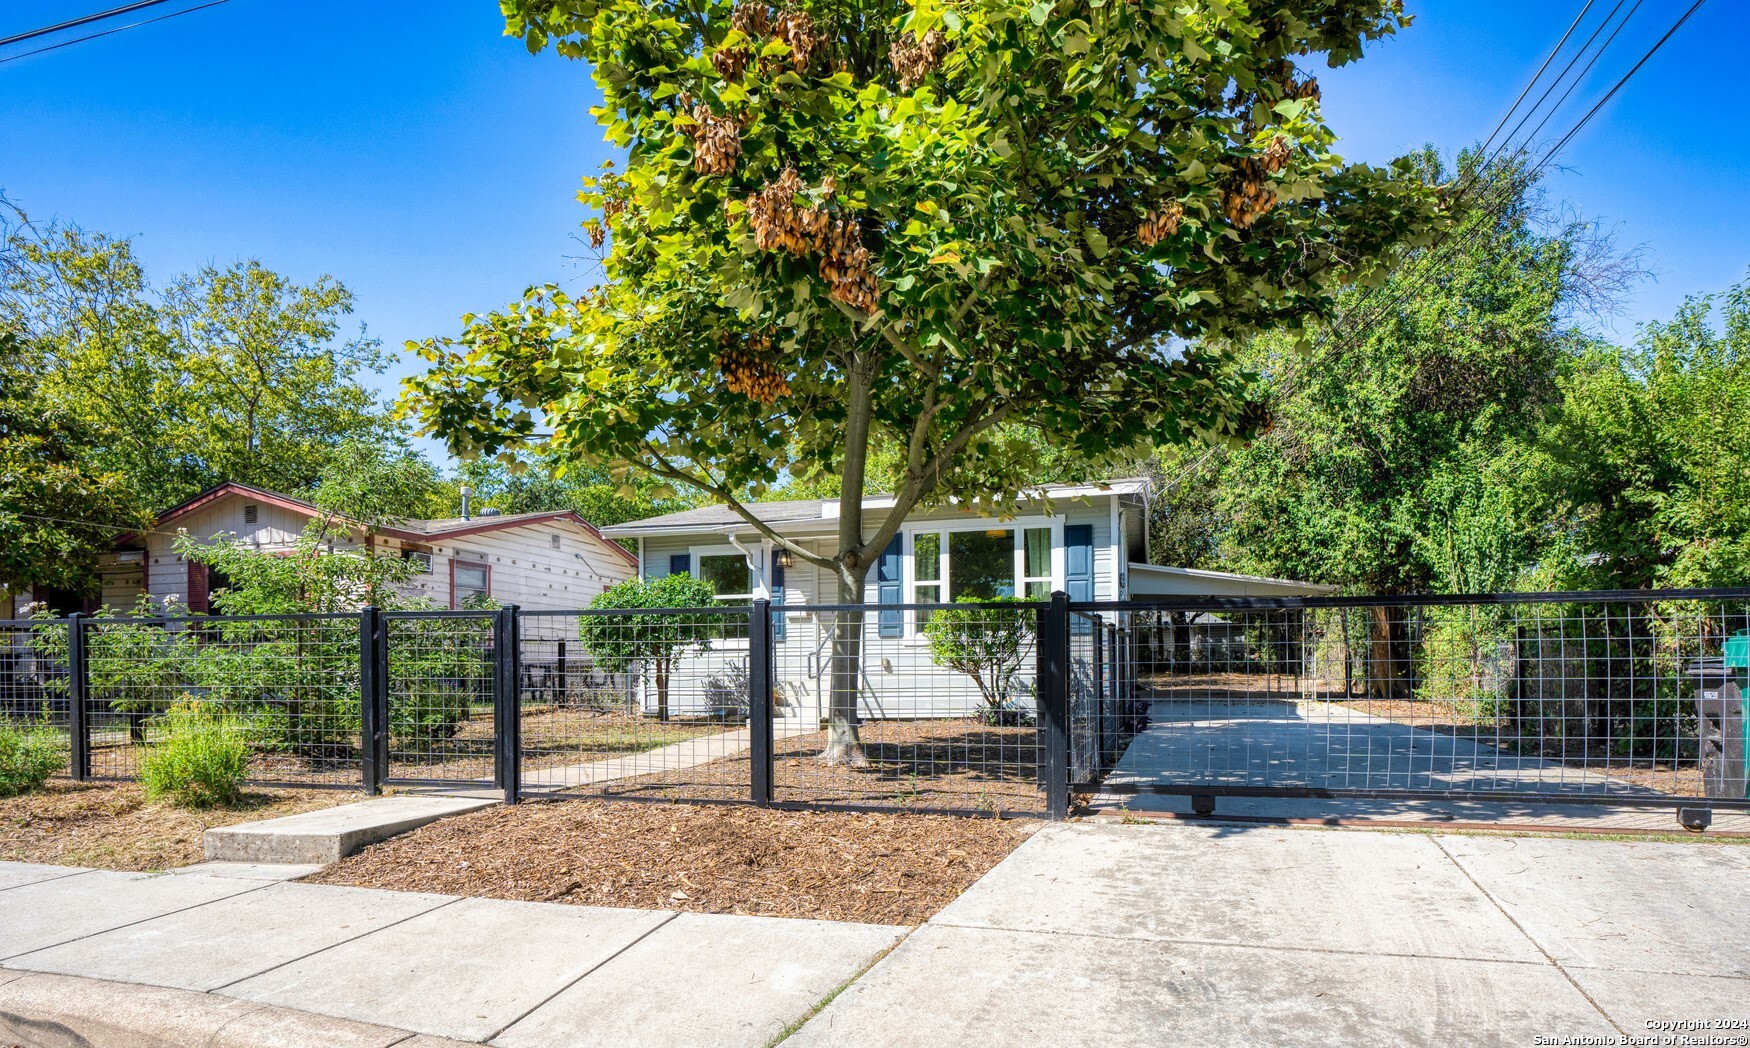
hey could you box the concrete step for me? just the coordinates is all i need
[204,795,497,865]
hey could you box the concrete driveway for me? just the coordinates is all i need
[788,821,1750,1047]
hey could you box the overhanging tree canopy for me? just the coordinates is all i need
[402,0,1441,759]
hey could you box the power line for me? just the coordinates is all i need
[0,0,232,66]
[0,0,182,47]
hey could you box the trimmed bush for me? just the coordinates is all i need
[138,705,250,808]
[0,717,64,797]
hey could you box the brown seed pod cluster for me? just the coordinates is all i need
[717,332,790,404]
[1260,135,1292,174]
[889,28,945,91]
[770,10,817,71]
[744,167,878,312]
[1223,174,1276,229]
[715,3,816,78]
[821,218,877,311]
[683,102,742,176]
[1137,202,1184,247]
[746,167,834,254]
[585,219,607,249]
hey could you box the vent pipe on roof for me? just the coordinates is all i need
[478,507,502,517]
[459,485,473,521]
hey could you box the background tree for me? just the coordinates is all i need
[449,452,699,528]
[404,0,1440,762]
[1532,271,1750,589]
[0,329,146,599]
[0,220,394,512]
[577,575,723,722]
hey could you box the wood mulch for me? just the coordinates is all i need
[0,780,357,871]
[310,799,1039,926]
[583,720,1048,815]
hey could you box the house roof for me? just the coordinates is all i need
[1127,562,1337,598]
[600,478,1151,538]
[139,481,637,567]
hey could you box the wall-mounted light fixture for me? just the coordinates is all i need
[775,548,794,569]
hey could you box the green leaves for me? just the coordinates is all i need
[406,0,1435,579]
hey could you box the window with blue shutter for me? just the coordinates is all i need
[668,553,690,578]
[876,534,903,637]
[1064,524,1094,633]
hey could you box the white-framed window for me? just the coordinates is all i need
[692,546,756,602]
[904,518,1062,633]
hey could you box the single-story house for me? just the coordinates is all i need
[0,481,638,616]
[599,477,1332,723]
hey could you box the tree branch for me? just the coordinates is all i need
[643,449,839,571]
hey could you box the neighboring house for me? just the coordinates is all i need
[599,477,1332,722]
[85,481,637,613]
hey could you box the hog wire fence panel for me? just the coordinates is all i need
[1,618,72,777]
[1075,590,1750,811]
[515,606,758,803]
[24,612,366,788]
[766,603,1045,817]
[381,611,498,785]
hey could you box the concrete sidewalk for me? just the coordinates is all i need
[787,821,1750,1047]
[0,861,905,1047]
[5,821,1746,1046]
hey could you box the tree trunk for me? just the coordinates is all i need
[1367,606,1409,700]
[655,659,670,723]
[819,567,870,765]
[1170,611,1192,673]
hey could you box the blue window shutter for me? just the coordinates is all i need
[1065,524,1094,632]
[876,535,903,638]
[771,558,787,641]
[668,553,690,577]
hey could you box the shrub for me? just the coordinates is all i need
[138,705,250,808]
[923,597,1035,724]
[0,716,64,797]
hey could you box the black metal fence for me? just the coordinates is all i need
[1072,590,1750,814]
[6,587,1748,821]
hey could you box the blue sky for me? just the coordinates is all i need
[3,0,1746,462]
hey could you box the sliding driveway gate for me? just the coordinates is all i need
[10,587,1749,825]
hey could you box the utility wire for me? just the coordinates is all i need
[0,0,231,66]
[0,0,183,47]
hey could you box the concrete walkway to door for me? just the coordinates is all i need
[789,820,1750,1047]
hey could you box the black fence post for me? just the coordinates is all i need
[749,598,774,807]
[1037,591,1071,820]
[67,613,90,781]
[494,605,522,804]
[359,607,387,795]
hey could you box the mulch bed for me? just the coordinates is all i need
[586,719,1048,814]
[0,780,355,871]
[310,799,1039,925]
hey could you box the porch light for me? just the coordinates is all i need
[775,548,794,569]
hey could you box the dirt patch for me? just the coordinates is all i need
[310,799,1038,925]
[0,780,357,871]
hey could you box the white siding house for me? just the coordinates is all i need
[92,482,636,613]
[599,478,1333,724]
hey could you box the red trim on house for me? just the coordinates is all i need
[449,557,492,610]
[187,561,210,613]
[376,512,638,567]
[155,482,324,529]
[124,483,636,571]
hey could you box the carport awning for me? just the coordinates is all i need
[1128,563,1337,598]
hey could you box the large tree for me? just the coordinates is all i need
[1533,271,1750,590]
[0,222,394,512]
[402,0,1440,760]
[0,331,147,598]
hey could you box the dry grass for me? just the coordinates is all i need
[0,780,356,871]
[312,799,1037,925]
